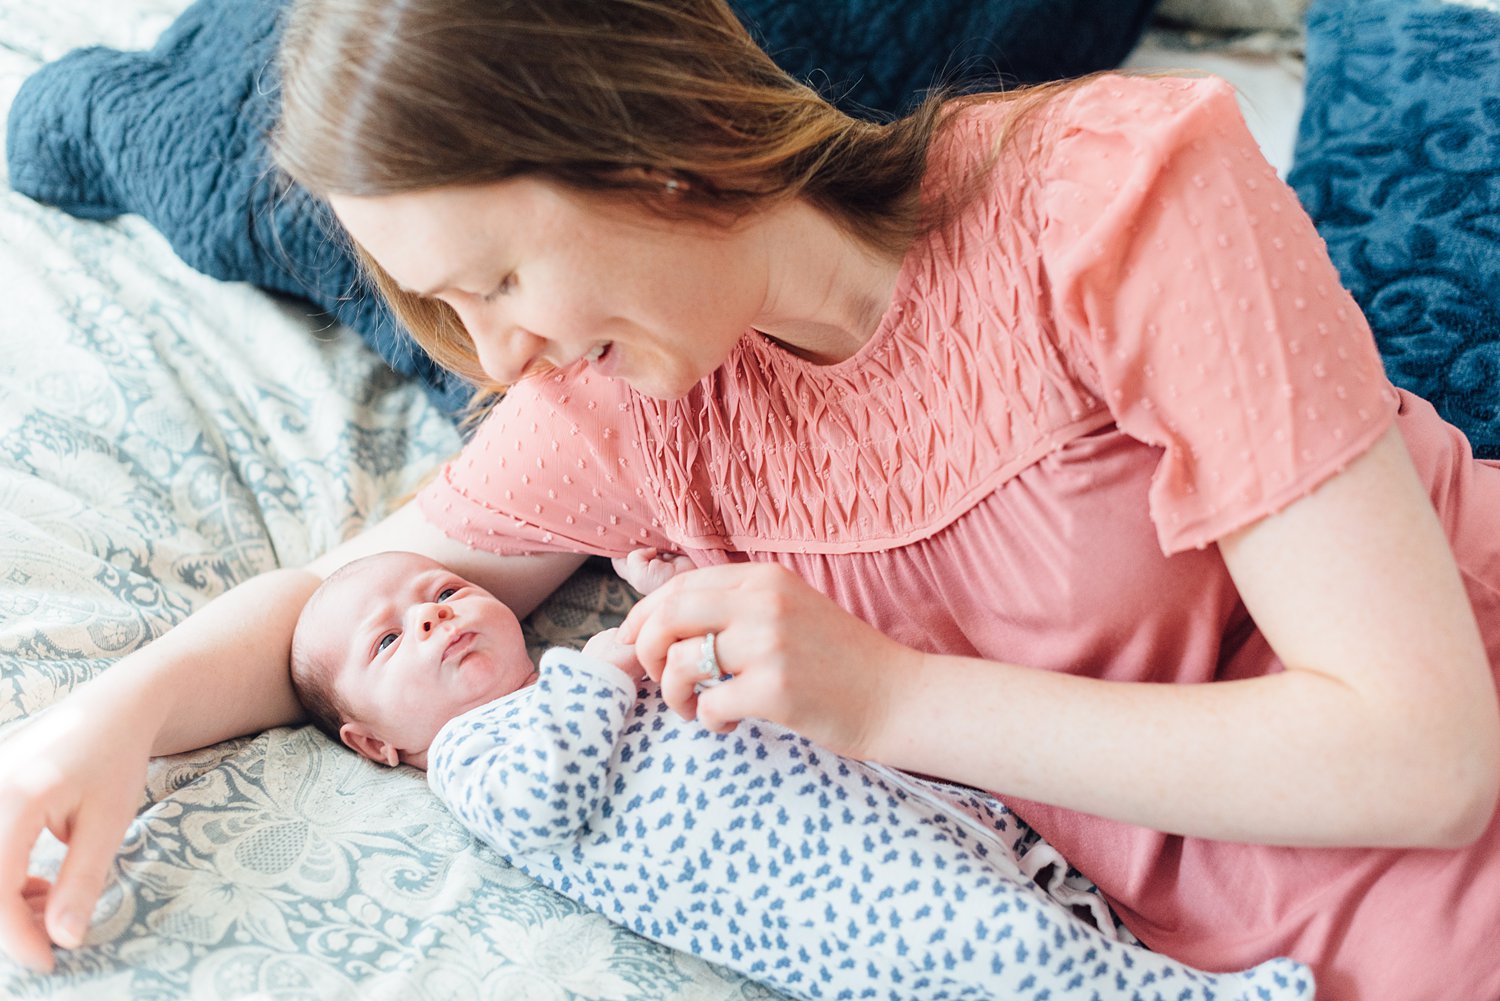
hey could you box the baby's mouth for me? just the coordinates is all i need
[441,631,475,668]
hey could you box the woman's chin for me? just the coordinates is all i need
[628,372,702,401]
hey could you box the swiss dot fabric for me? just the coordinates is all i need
[420,76,1395,560]
[1039,76,1396,551]
[428,649,1314,1000]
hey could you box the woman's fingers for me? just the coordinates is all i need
[0,724,145,973]
[619,562,755,644]
[657,637,708,719]
[0,803,55,972]
[695,679,754,734]
[623,564,777,669]
[46,799,132,951]
[22,877,49,925]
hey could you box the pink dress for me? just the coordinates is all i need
[418,75,1500,998]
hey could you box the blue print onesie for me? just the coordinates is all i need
[427,649,1314,1001]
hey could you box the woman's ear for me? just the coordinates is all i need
[597,165,692,195]
[339,721,400,767]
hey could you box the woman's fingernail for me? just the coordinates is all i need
[53,910,85,948]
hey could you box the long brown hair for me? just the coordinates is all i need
[271,0,1061,398]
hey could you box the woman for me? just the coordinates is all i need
[4,0,1499,996]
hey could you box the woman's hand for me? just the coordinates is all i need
[0,689,155,973]
[617,562,922,758]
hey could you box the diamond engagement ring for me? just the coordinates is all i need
[698,631,722,680]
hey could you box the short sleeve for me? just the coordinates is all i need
[416,369,676,557]
[1039,75,1399,554]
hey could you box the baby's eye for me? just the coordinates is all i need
[437,587,459,602]
[376,632,398,653]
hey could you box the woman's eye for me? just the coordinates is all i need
[437,587,459,602]
[376,632,398,653]
[479,274,515,303]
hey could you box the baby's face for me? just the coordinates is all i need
[309,552,535,761]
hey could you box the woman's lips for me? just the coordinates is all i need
[591,342,617,376]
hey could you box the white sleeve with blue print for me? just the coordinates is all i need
[429,648,1314,1001]
[428,646,635,856]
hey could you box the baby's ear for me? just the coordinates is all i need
[338,722,400,768]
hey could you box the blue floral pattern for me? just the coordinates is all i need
[1289,0,1500,457]
[0,3,755,996]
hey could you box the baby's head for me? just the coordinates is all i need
[291,551,536,770]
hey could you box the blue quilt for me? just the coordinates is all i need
[5,0,1158,418]
[1289,0,1500,458]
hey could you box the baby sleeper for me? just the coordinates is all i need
[428,649,1312,1000]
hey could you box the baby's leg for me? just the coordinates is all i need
[632,724,1314,1000]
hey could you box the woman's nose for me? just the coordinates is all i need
[459,306,546,384]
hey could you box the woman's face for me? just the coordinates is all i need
[330,178,763,399]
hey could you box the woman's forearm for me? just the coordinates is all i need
[868,428,1500,850]
[72,567,321,756]
[866,657,1442,847]
[86,499,586,758]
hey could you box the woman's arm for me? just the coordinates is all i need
[0,498,584,971]
[624,427,1500,849]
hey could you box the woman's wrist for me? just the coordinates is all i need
[851,645,929,765]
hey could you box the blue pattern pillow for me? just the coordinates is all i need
[1289,0,1500,458]
[6,0,1157,419]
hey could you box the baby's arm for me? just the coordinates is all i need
[612,547,693,595]
[427,649,637,856]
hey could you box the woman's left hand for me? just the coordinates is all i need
[617,562,921,758]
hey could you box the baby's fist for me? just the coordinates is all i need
[582,627,644,680]
[612,548,694,595]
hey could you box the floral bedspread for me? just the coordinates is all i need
[0,2,771,997]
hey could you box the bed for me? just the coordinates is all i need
[3,0,1493,996]
[0,2,725,996]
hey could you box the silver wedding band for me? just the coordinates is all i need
[698,631,722,680]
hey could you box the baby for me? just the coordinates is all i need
[289,547,687,768]
[288,551,1311,1001]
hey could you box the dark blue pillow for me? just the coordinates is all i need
[7,0,1158,419]
[733,0,1160,112]
[1289,0,1500,458]
[4,0,467,412]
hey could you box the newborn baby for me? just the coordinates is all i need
[289,548,686,767]
[287,550,1311,1001]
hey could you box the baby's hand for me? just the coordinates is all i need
[612,548,693,595]
[581,627,645,681]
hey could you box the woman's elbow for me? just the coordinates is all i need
[1423,757,1500,849]
[1407,719,1500,850]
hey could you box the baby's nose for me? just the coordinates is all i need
[414,603,454,634]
